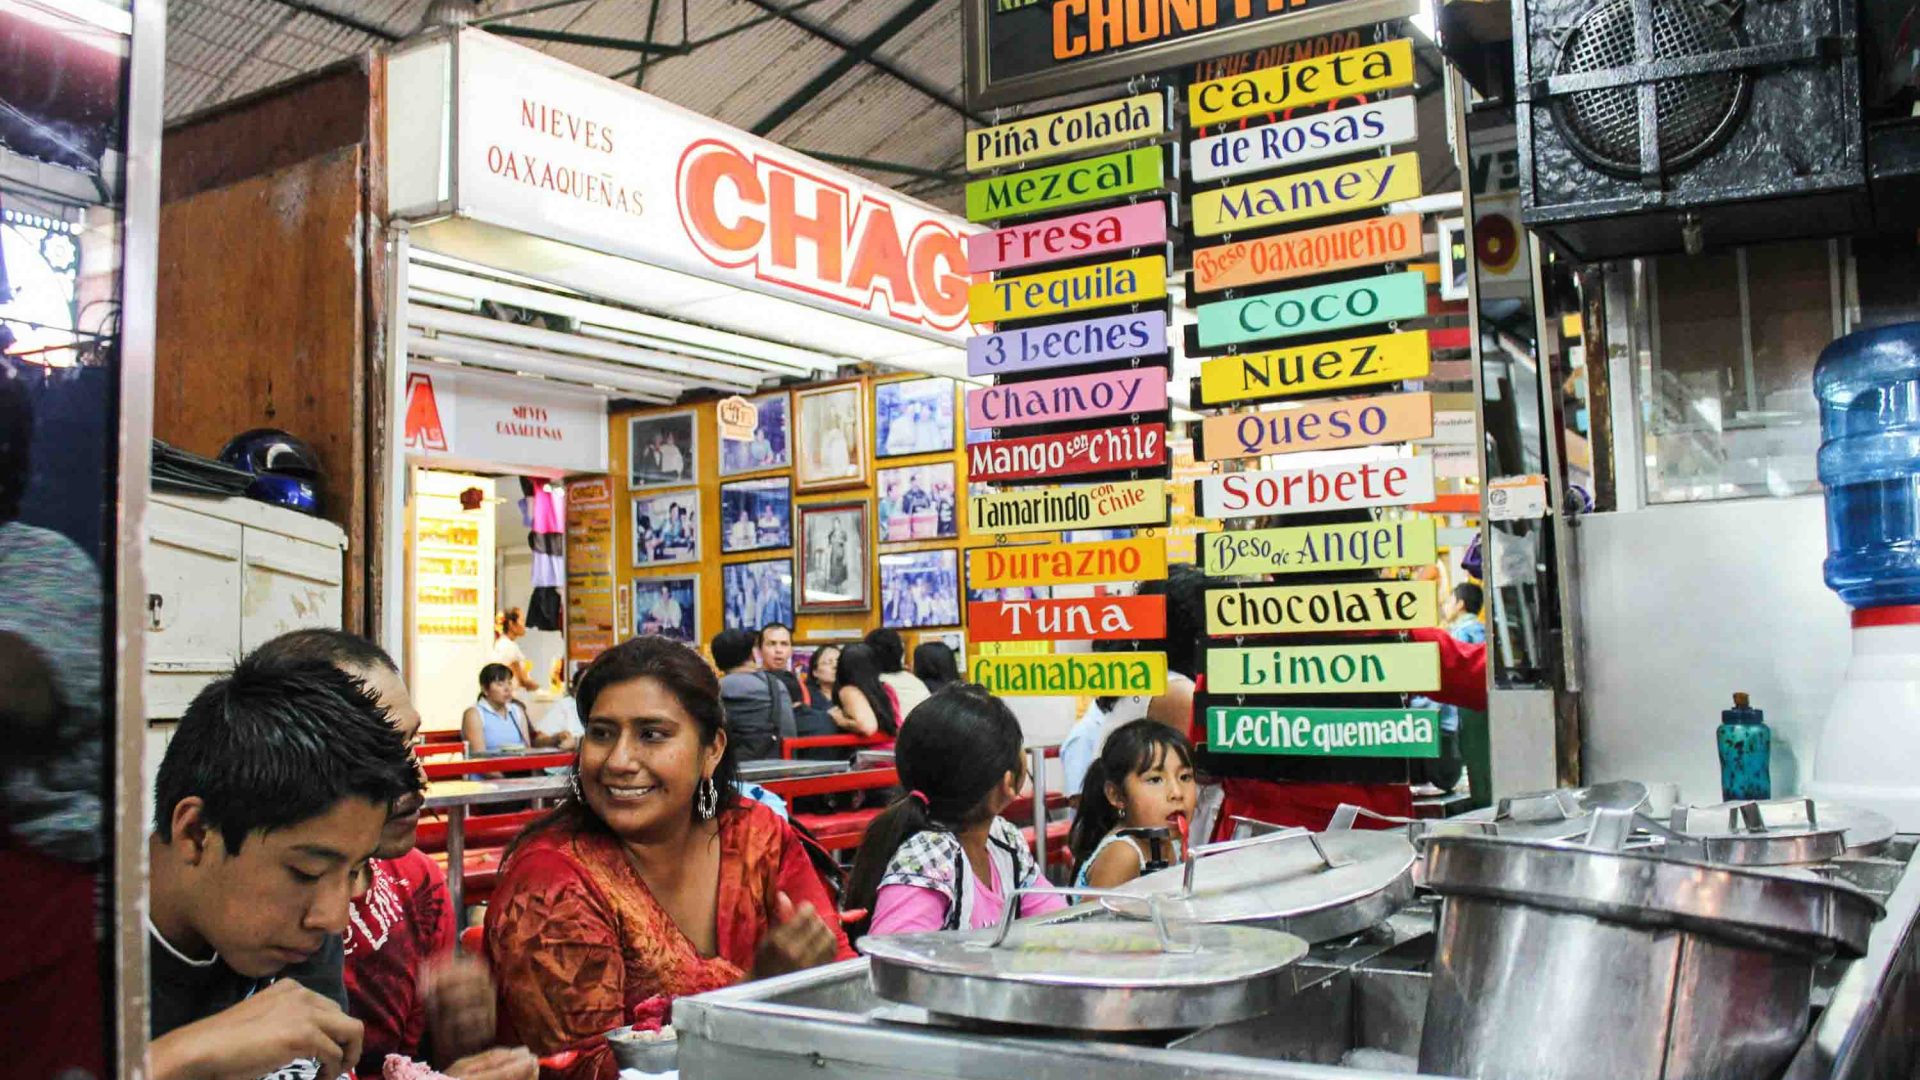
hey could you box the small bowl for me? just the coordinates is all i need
[606,1024,679,1074]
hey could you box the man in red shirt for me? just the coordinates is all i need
[253,630,535,1080]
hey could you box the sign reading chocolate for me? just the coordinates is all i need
[1197,271,1426,348]
[970,478,1167,535]
[969,595,1167,642]
[1191,97,1418,183]
[968,423,1167,482]
[966,368,1168,429]
[1200,391,1433,461]
[969,536,1167,589]
[1193,213,1424,294]
[970,254,1167,324]
[967,93,1166,172]
[1191,151,1420,238]
[1197,330,1430,404]
[1207,641,1440,694]
[1206,580,1438,635]
[1189,39,1416,127]
[1200,517,1437,576]
[974,651,1168,697]
[967,310,1167,377]
[968,202,1167,275]
[1197,457,1434,519]
[1207,706,1441,758]
[965,146,1164,223]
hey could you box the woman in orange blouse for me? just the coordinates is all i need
[485,636,852,1080]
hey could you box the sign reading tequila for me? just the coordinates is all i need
[1207,706,1441,757]
[1207,642,1440,693]
[1197,271,1426,348]
[1207,580,1438,635]
[1192,151,1420,238]
[1189,39,1416,127]
[970,254,1168,323]
[1199,518,1437,576]
[965,146,1164,222]
[1197,329,1430,403]
[969,535,1167,589]
[967,93,1166,172]
[974,652,1168,696]
[970,478,1167,534]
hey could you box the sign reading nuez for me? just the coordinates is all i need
[1207,581,1438,635]
[1189,39,1416,127]
[974,652,1167,697]
[1192,152,1421,238]
[1198,330,1430,403]
[1207,642,1440,694]
[967,93,1166,172]
[971,479,1166,535]
[969,536,1166,589]
[970,255,1167,323]
[1208,707,1441,758]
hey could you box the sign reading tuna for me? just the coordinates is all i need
[968,423,1167,482]
[1189,39,1416,127]
[966,146,1164,222]
[1191,97,1417,183]
[967,92,1166,172]
[1193,213,1424,294]
[970,254,1167,323]
[1197,457,1435,519]
[968,202,1166,274]
[1197,270,1426,348]
[967,310,1167,377]
[1192,152,1421,238]
[967,368,1167,429]
[1200,392,1433,461]
[969,595,1167,642]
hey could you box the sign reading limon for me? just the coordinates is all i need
[970,478,1167,535]
[1191,97,1418,184]
[969,535,1167,589]
[968,201,1168,274]
[967,309,1167,377]
[1197,330,1430,404]
[966,367,1168,429]
[969,595,1167,642]
[966,146,1164,223]
[1197,457,1435,519]
[1207,642,1440,694]
[1197,270,1426,349]
[967,93,1166,172]
[974,651,1168,697]
[1193,213,1424,294]
[1192,151,1420,238]
[1206,580,1438,636]
[1199,517,1437,577]
[1190,39,1416,128]
[970,254,1167,324]
[1200,391,1433,461]
[1207,707,1441,758]
[968,423,1167,482]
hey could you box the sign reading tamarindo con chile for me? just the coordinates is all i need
[1196,329,1430,403]
[968,536,1169,589]
[970,478,1168,535]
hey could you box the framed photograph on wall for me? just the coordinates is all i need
[719,477,793,554]
[794,381,869,491]
[631,490,700,567]
[628,410,698,489]
[719,391,792,477]
[876,461,958,542]
[797,501,871,612]
[722,559,793,631]
[881,548,961,629]
[875,377,956,458]
[634,575,699,644]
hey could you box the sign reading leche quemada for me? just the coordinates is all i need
[1208,706,1442,758]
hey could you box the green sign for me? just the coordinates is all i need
[966,146,1165,223]
[1207,707,1441,758]
[1200,518,1437,577]
[1207,642,1439,694]
[1197,270,1426,349]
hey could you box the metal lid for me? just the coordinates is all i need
[1668,798,1895,864]
[1444,780,1649,842]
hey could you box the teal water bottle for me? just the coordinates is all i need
[1718,692,1772,801]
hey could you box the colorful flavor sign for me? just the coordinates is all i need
[970,254,1167,323]
[1192,151,1420,238]
[969,535,1167,589]
[974,652,1168,696]
[968,423,1167,482]
[1207,706,1441,757]
[965,146,1164,223]
[1198,457,1435,519]
[969,595,1167,642]
[1206,580,1438,635]
[1206,641,1441,694]
[1193,213,1423,294]
[1197,270,1426,348]
[565,477,616,664]
[1197,329,1430,404]
[966,367,1168,429]
[1189,39,1416,127]
[968,201,1167,274]
[970,478,1168,535]
[967,92,1166,172]
[1199,391,1433,461]
[1199,517,1437,576]
[967,310,1167,377]
[1191,97,1417,183]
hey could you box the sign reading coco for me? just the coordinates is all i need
[1193,213,1423,294]
[966,146,1164,222]
[1207,707,1441,757]
[969,595,1167,642]
[1197,271,1426,348]
[969,535,1167,589]
[1189,39,1416,127]
[974,652,1168,697]
[970,254,1167,323]
[1192,152,1420,238]
[1207,642,1440,694]
[969,423,1167,482]
[1198,457,1435,519]
[967,92,1166,172]
[966,368,1167,429]
[968,201,1166,274]
[1200,391,1432,461]
[971,478,1167,535]
[967,310,1167,377]
[1191,97,1417,183]
[1206,580,1438,635]
[1200,517,1437,576]
[1197,329,1430,404]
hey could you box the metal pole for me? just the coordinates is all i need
[1029,745,1049,883]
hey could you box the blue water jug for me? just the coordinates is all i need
[1816,322,1920,608]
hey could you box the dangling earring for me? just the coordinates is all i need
[696,775,719,820]
[569,770,583,802]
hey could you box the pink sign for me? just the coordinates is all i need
[967,201,1167,275]
[967,367,1169,430]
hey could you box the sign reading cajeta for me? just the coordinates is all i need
[967,92,1166,172]
[968,201,1168,274]
[969,595,1167,642]
[1192,151,1420,238]
[1199,517,1437,576]
[968,423,1167,482]
[969,535,1167,589]
[1193,213,1424,294]
[974,651,1168,696]
[966,367,1168,429]
[1198,457,1434,519]
[1191,97,1417,183]
[970,478,1167,535]
[1197,270,1426,348]
[1207,580,1438,635]
[1207,706,1441,757]
[965,146,1164,223]
[1197,329,1430,403]
[967,310,1167,377]
[1207,642,1440,693]
[970,254,1168,323]
[1199,391,1433,461]
[1189,39,1416,127]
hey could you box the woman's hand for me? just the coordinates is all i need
[421,954,496,1066]
[752,891,838,980]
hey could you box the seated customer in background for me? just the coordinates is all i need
[828,643,900,742]
[147,657,420,1080]
[912,641,959,696]
[712,627,795,760]
[864,628,930,719]
[486,636,852,1080]
[758,622,837,743]
[531,662,584,753]
[249,629,536,1080]
[462,664,535,755]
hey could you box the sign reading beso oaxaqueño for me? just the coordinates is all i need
[1193,213,1423,294]
[1199,391,1433,461]
[1206,580,1437,635]
[1199,517,1437,576]
[1189,39,1416,127]
[969,423,1167,482]
[1207,641,1440,694]
[1208,706,1441,757]
[974,651,1168,697]
[1192,151,1420,238]
[967,93,1166,172]
[1197,329,1430,404]
[970,254,1167,323]
[1197,270,1426,348]
[966,367,1168,429]
[966,146,1164,223]
[971,478,1167,535]
[967,310,1167,377]
[969,535,1167,589]
[1191,97,1417,184]
[968,202,1167,275]
[1198,457,1434,519]
[969,595,1167,642]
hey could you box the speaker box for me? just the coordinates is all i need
[1514,0,1866,259]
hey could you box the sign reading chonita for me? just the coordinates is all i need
[967,93,1166,172]
[1207,642,1440,694]
[974,652,1168,696]
[1191,151,1421,238]
[970,254,1168,324]
[1208,707,1441,758]
[1191,97,1417,184]
[1200,517,1437,576]
[1193,213,1424,294]
[968,201,1168,274]
[966,367,1167,429]
[1189,39,1416,127]
[967,310,1167,377]
[1199,391,1433,461]
[966,146,1164,223]
[969,535,1166,589]
[971,478,1167,535]
[1207,580,1438,635]
[1198,329,1430,403]
[969,595,1167,642]
[968,423,1167,482]
[1198,457,1435,519]
[1197,271,1426,348]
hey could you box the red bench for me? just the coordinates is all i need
[779,733,893,759]
[421,752,574,781]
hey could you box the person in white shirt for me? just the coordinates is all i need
[530,667,584,752]
[491,608,539,692]
[729,509,758,551]
[658,431,685,479]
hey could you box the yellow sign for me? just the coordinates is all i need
[1190,39,1417,128]
[1198,330,1430,405]
[969,478,1167,535]
[1207,642,1440,694]
[1199,518,1438,576]
[969,255,1167,324]
[973,652,1168,697]
[967,93,1166,172]
[716,396,755,441]
[1192,152,1421,238]
[968,536,1168,589]
[1207,581,1438,636]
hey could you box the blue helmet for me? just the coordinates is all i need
[219,428,322,515]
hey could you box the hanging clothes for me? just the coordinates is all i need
[521,479,564,630]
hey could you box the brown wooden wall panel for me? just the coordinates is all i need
[161,60,372,203]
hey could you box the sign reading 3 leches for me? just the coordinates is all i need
[1207,641,1440,694]
[968,535,1168,589]
[966,367,1168,429]
[970,254,1168,323]
[968,310,1168,377]
[969,594,1167,642]
[1193,213,1424,294]
[974,651,1168,696]
[966,146,1165,222]
[1197,457,1435,519]
[1189,39,1417,128]
[968,201,1168,275]
[1197,271,1426,348]
[1206,580,1438,635]
[969,423,1168,482]
[1192,151,1420,238]
[970,478,1168,535]
[1207,706,1442,758]
[1199,517,1437,576]
[1191,97,1418,184]
[1197,330,1431,404]
[1200,392,1433,460]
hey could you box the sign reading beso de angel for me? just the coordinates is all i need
[1200,517,1436,576]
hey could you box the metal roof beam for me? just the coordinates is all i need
[794,149,960,185]
[486,24,689,54]
[260,0,400,42]
[632,0,666,85]
[733,0,984,125]
[749,0,943,136]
